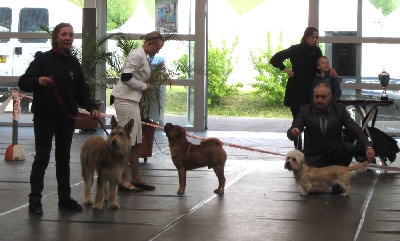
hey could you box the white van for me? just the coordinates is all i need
[0,0,82,76]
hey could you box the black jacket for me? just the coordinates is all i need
[287,102,370,166]
[18,49,96,123]
[270,42,322,108]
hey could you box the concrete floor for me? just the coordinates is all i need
[1,121,400,241]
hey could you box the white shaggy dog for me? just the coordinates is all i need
[284,149,368,196]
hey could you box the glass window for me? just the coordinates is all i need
[320,40,357,77]
[362,43,400,79]
[0,7,11,43]
[363,0,400,37]
[163,86,194,127]
[18,8,49,43]
[319,0,358,36]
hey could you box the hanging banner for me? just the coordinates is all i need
[155,0,177,33]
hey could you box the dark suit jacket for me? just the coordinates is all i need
[270,42,322,108]
[287,102,370,165]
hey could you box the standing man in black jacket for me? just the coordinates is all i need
[287,82,375,167]
[19,22,100,215]
[270,27,337,150]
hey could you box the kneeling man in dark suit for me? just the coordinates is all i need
[287,82,376,167]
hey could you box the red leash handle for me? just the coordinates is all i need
[51,80,109,135]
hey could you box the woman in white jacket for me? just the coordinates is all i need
[111,31,165,192]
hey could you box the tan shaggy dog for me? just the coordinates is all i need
[285,149,368,196]
[80,116,134,210]
[164,123,227,195]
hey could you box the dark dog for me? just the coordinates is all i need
[80,116,133,209]
[164,123,227,195]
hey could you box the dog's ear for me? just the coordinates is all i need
[176,126,186,138]
[297,152,305,165]
[125,119,134,134]
[111,115,118,130]
[164,123,173,132]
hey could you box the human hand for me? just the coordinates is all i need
[330,68,338,78]
[366,147,375,163]
[284,68,294,78]
[146,83,152,91]
[291,128,301,137]
[91,110,101,118]
[38,76,54,86]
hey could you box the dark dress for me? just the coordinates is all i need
[270,42,322,109]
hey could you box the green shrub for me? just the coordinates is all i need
[207,38,243,107]
[172,38,243,107]
[249,32,291,107]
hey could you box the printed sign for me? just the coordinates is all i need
[155,0,177,33]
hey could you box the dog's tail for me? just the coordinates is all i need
[347,161,369,172]
[200,137,223,145]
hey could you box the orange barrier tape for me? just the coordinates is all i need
[141,121,286,157]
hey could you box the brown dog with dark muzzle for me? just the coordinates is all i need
[164,123,227,195]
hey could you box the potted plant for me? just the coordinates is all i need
[71,30,120,131]
[139,61,172,160]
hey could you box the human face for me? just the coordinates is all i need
[147,40,164,57]
[314,85,332,111]
[318,58,330,73]
[57,26,74,50]
[306,31,319,47]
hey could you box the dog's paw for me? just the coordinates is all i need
[83,200,93,206]
[214,188,224,194]
[92,204,102,210]
[177,189,185,195]
[109,203,119,209]
[300,192,308,196]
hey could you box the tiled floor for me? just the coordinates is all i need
[0,120,400,241]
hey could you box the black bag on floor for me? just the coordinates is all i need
[344,107,400,163]
[367,126,399,163]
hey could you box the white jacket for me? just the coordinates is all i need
[111,46,150,102]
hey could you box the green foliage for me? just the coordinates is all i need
[106,34,142,79]
[208,91,291,118]
[207,38,243,107]
[368,0,400,16]
[107,0,136,30]
[68,0,83,7]
[140,63,172,119]
[164,87,292,118]
[171,53,193,79]
[143,0,156,18]
[165,86,187,114]
[68,0,135,30]
[226,0,265,15]
[106,34,180,119]
[171,38,242,107]
[71,30,120,99]
[38,24,119,100]
[249,32,291,106]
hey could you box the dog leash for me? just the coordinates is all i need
[141,121,286,157]
[51,80,109,136]
[153,136,170,155]
[97,118,109,136]
[368,163,400,172]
